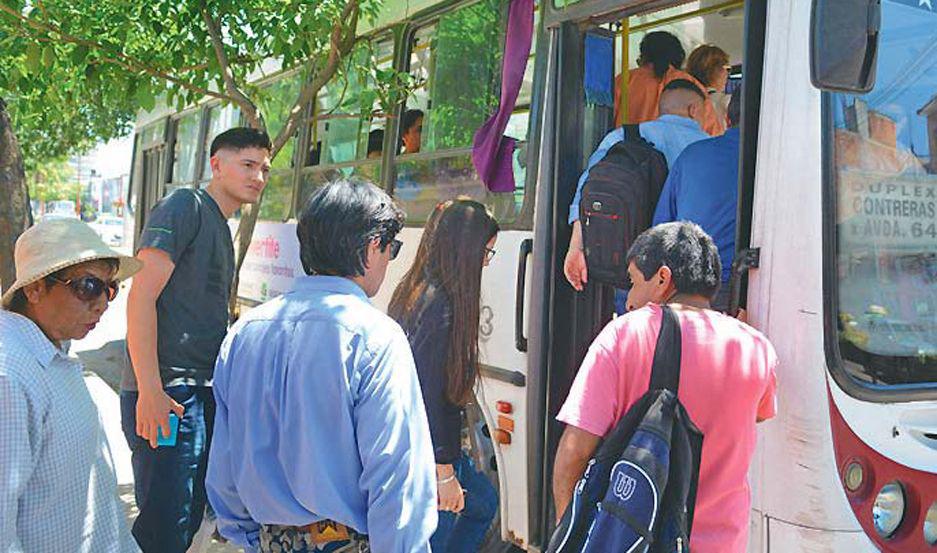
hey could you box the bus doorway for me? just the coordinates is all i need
[529,1,756,548]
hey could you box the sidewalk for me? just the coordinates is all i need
[73,278,240,553]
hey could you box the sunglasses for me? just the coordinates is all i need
[49,275,120,302]
[388,239,403,260]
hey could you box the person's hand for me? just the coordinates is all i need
[437,473,465,513]
[564,247,588,292]
[136,388,185,448]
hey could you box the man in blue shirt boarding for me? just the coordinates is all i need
[206,179,437,553]
[565,79,710,312]
[652,92,742,312]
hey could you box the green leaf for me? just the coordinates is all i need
[71,45,89,64]
[136,85,156,112]
[42,45,55,68]
[25,43,41,73]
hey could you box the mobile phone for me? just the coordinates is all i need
[157,413,180,447]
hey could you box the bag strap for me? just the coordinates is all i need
[622,123,641,141]
[648,305,682,394]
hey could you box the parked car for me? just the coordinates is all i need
[91,215,125,246]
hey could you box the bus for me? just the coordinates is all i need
[126,0,937,550]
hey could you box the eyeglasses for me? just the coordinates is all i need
[389,239,403,260]
[485,247,496,262]
[49,275,120,302]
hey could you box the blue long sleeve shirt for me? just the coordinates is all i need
[653,127,741,283]
[568,114,708,224]
[206,276,437,553]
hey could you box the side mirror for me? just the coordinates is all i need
[810,0,881,93]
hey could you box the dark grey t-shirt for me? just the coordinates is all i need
[121,188,234,390]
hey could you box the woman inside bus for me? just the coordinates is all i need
[614,31,724,135]
[686,44,732,129]
[389,199,500,553]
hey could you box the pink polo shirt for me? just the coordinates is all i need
[557,303,778,553]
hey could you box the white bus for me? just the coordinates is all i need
[127,0,937,550]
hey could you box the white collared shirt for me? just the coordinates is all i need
[0,310,137,552]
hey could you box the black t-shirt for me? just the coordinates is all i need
[121,188,233,390]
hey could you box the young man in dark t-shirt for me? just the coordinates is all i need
[121,127,271,552]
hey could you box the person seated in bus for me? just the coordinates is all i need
[564,80,710,306]
[686,44,732,128]
[388,199,501,553]
[652,92,742,312]
[367,129,385,159]
[552,221,778,553]
[206,179,437,553]
[401,108,424,154]
[614,31,724,135]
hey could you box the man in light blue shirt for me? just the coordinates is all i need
[207,179,437,553]
[564,79,710,312]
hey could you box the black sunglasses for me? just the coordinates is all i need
[49,275,120,302]
[389,239,403,260]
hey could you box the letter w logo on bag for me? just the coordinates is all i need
[548,306,704,553]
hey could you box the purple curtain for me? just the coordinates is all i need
[471,0,535,193]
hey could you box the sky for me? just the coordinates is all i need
[82,134,134,180]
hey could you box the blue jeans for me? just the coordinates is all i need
[120,385,215,553]
[431,452,499,553]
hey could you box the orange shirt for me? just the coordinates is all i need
[614,64,725,136]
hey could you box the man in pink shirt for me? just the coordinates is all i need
[552,222,778,552]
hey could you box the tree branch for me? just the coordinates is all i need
[0,3,231,103]
[270,0,361,156]
[201,8,261,127]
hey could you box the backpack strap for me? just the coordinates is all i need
[648,305,682,394]
[622,123,641,141]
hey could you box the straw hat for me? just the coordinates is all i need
[1,218,143,308]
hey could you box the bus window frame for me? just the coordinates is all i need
[543,0,681,28]
[392,0,540,231]
[820,92,937,403]
[166,106,205,191]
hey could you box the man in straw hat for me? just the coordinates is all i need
[122,127,271,552]
[0,218,141,552]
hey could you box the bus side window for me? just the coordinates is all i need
[256,71,304,222]
[298,38,391,207]
[395,0,538,227]
[166,110,202,196]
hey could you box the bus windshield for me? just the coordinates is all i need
[830,0,937,389]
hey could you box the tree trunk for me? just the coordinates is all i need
[0,99,32,293]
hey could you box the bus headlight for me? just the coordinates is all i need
[924,501,937,546]
[872,482,905,538]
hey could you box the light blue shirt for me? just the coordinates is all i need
[206,276,437,553]
[0,310,136,553]
[568,114,708,224]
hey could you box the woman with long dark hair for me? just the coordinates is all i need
[388,199,500,552]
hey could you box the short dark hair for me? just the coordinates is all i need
[367,129,384,156]
[297,179,404,277]
[401,109,424,133]
[210,127,272,157]
[727,91,742,127]
[626,222,722,299]
[662,78,706,101]
[638,31,686,79]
